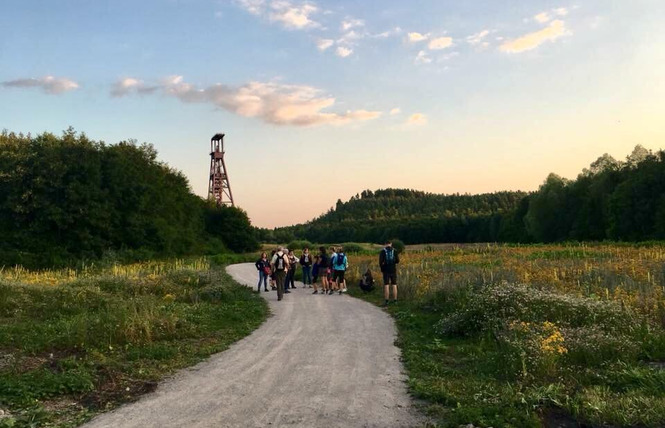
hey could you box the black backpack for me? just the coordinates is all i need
[335,252,346,268]
[275,253,286,271]
[359,270,375,292]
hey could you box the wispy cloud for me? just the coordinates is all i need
[415,50,432,64]
[237,0,320,30]
[407,32,428,43]
[316,38,334,51]
[111,78,158,97]
[341,18,364,31]
[236,0,265,15]
[467,29,490,46]
[499,20,570,53]
[335,46,353,58]
[534,7,568,23]
[428,36,453,50]
[113,76,381,127]
[269,1,319,29]
[1,75,79,94]
[389,107,401,115]
[406,113,427,125]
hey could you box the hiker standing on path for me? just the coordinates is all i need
[300,247,313,288]
[271,247,290,301]
[379,240,400,306]
[316,246,330,295]
[332,246,348,295]
[328,246,338,295]
[255,252,270,293]
[311,255,321,294]
[285,249,298,292]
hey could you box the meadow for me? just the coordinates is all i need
[346,243,665,427]
[0,257,267,428]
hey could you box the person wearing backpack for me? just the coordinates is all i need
[327,246,338,294]
[284,249,298,292]
[332,246,348,295]
[315,246,330,295]
[379,240,400,306]
[255,252,271,293]
[311,255,321,294]
[270,247,290,301]
[299,247,313,288]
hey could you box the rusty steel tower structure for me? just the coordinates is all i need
[208,133,235,207]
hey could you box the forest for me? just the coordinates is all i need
[260,145,665,244]
[0,129,258,268]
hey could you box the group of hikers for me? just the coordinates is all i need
[255,241,401,306]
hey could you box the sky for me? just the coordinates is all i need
[1,0,665,228]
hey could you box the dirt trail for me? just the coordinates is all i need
[82,263,423,428]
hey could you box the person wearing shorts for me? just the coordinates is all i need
[379,240,400,306]
[331,247,348,295]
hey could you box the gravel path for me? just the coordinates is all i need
[82,263,423,428]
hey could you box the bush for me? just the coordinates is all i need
[339,242,364,253]
[436,283,638,338]
[286,240,314,250]
[391,239,405,254]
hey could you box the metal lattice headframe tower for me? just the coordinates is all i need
[208,133,235,207]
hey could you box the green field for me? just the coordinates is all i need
[346,243,665,427]
[0,257,268,427]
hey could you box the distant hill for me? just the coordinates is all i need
[260,189,530,244]
[259,145,665,245]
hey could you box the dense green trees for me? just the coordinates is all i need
[0,129,258,267]
[261,145,665,245]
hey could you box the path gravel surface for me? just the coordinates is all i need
[82,263,423,428]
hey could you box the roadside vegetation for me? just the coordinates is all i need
[347,243,665,427]
[0,257,268,427]
[0,129,258,269]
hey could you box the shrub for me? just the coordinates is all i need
[286,240,314,250]
[436,283,638,338]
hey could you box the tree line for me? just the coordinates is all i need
[259,145,665,244]
[0,129,258,268]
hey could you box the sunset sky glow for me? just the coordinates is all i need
[2,0,664,227]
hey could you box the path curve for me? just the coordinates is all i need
[82,263,422,428]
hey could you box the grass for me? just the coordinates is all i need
[346,243,665,427]
[0,257,268,427]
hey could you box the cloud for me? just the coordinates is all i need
[428,36,453,50]
[111,78,158,97]
[2,75,79,94]
[415,50,432,64]
[371,27,403,39]
[269,1,319,29]
[237,0,265,15]
[534,7,568,23]
[237,0,320,30]
[335,46,353,57]
[406,113,427,125]
[407,32,428,42]
[467,29,490,45]
[499,20,570,53]
[337,30,363,45]
[389,107,401,115]
[317,38,334,51]
[116,76,381,127]
[341,18,364,31]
